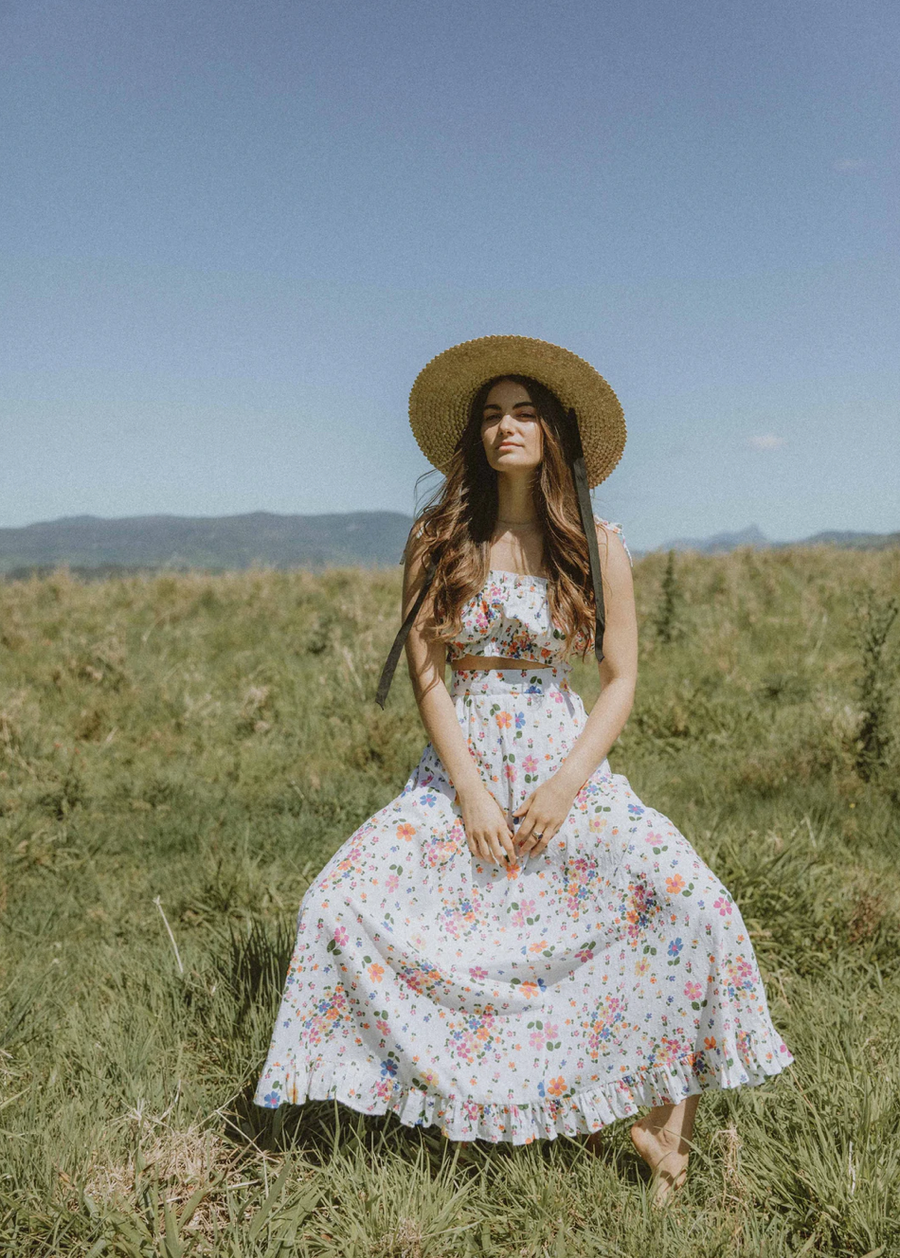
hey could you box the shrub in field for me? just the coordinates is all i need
[852,589,898,782]
[653,548,681,644]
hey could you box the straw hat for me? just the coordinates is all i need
[408,334,626,489]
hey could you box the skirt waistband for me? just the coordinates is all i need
[449,663,572,698]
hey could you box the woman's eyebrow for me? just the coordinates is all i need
[482,399,536,412]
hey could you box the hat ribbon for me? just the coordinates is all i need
[568,407,607,669]
[374,552,439,709]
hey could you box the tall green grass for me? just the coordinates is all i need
[1,546,898,1256]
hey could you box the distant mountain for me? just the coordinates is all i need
[0,511,414,577]
[1,512,897,579]
[656,524,900,554]
[658,525,770,554]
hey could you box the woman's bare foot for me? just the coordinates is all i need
[628,1094,700,1207]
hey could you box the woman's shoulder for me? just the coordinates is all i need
[401,518,430,563]
[592,513,634,567]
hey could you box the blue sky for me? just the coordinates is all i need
[2,0,897,549]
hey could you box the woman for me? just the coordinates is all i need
[254,336,794,1205]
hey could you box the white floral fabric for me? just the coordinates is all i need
[254,521,794,1144]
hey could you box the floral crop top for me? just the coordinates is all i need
[410,515,632,666]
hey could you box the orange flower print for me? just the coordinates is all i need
[368,963,385,983]
[547,1076,566,1097]
[396,823,416,841]
[704,1035,717,1050]
[666,874,685,894]
[495,711,512,729]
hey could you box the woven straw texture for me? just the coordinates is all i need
[408,335,626,489]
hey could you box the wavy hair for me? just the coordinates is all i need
[408,373,607,662]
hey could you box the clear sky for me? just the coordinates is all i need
[2,0,897,550]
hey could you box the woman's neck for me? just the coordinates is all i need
[495,480,538,526]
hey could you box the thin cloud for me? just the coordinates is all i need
[832,158,869,173]
[747,434,786,451]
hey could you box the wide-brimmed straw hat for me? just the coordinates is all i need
[408,334,626,488]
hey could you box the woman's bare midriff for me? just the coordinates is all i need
[450,655,553,671]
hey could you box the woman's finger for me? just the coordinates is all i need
[521,810,548,850]
[496,826,516,863]
[512,808,536,847]
[531,825,556,857]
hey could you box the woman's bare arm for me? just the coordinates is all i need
[401,528,517,865]
[513,524,638,856]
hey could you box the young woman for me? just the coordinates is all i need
[255,336,794,1205]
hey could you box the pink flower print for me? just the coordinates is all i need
[645,831,664,845]
[684,981,703,1001]
[713,896,733,916]
[469,966,487,981]
[504,762,518,783]
[734,957,755,983]
[529,1029,546,1049]
[495,711,512,730]
[512,898,536,927]
[385,874,399,892]
[333,926,348,947]
[376,1019,390,1036]
[522,755,539,774]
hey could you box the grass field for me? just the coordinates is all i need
[1,546,899,1257]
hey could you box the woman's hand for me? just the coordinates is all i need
[458,784,517,868]
[513,775,579,859]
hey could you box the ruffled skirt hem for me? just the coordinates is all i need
[254,1030,795,1146]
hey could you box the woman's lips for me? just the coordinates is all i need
[498,442,522,451]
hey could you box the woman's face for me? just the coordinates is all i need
[480,378,544,478]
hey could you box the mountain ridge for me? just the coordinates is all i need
[0,511,897,577]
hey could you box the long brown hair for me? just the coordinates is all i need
[408,373,607,662]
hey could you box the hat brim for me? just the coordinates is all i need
[408,335,626,490]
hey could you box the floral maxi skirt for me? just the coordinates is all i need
[254,665,794,1144]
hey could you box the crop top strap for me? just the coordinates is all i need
[592,513,634,567]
